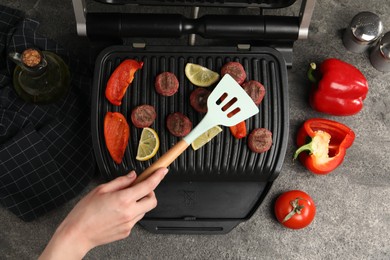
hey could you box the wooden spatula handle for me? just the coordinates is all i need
[132,139,189,185]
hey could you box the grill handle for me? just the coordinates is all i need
[86,13,299,40]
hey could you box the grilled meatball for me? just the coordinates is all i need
[221,62,246,85]
[166,112,192,137]
[155,72,179,96]
[131,104,157,128]
[242,80,266,105]
[190,88,211,113]
[248,128,272,153]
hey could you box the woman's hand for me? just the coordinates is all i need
[39,168,168,260]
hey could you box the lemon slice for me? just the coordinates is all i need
[191,126,223,150]
[185,63,220,87]
[136,127,160,161]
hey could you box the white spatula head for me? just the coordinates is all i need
[207,74,259,126]
[184,74,259,144]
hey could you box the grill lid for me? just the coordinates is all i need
[73,0,315,43]
[86,13,300,41]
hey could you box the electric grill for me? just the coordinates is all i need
[72,0,315,234]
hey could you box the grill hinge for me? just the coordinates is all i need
[132,42,146,49]
[237,44,251,51]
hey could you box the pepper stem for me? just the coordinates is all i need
[293,141,313,160]
[307,62,318,84]
[294,131,331,161]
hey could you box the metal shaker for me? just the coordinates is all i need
[370,32,390,72]
[343,11,383,53]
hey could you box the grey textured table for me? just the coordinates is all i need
[1,1,389,259]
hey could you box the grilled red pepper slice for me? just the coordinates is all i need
[229,121,247,139]
[220,94,247,139]
[308,58,368,116]
[104,112,130,164]
[105,59,144,106]
[293,118,355,175]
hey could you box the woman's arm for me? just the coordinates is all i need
[39,168,168,260]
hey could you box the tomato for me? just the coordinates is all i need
[274,190,316,229]
[105,59,143,106]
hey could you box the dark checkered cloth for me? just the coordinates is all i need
[0,5,96,221]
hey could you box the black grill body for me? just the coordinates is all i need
[91,45,289,233]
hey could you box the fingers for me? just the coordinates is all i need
[97,171,137,193]
[127,213,145,228]
[120,213,146,239]
[132,212,145,224]
[122,167,168,201]
[124,193,155,229]
[135,191,158,213]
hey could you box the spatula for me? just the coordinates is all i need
[133,74,259,184]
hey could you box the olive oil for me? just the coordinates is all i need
[9,48,70,104]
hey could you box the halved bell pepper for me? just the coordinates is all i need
[308,58,368,116]
[293,118,355,175]
[230,121,247,139]
[105,59,144,106]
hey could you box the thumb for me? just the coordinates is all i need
[98,171,137,193]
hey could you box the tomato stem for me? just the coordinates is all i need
[282,198,305,223]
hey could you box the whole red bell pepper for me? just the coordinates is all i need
[308,58,368,116]
[105,59,143,106]
[293,118,355,175]
[230,121,247,139]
